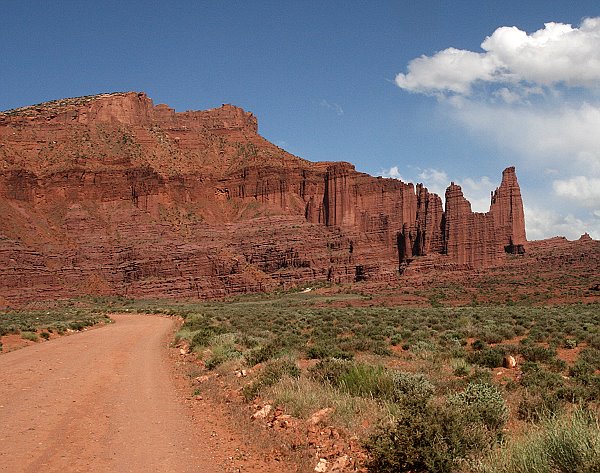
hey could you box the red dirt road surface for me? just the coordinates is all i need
[0,314,243,472]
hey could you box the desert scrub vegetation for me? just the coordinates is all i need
[365,381,508,472]
[476,408,600,473]
[87,294,600,471]
[0,306,111,339]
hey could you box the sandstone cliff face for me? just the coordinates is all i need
[490,167,527,253]
[0,92,527,302]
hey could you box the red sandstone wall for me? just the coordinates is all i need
[0,92,528,302]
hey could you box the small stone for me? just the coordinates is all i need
[314,458,328,472]
[308,407,334,426]
[251,404,272,420]
[330,455,349,471]
[503,355,517,369]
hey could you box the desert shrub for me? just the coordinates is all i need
[467,348,504,368]
[556,384,598,404]
[40,331,50,340]
[204,333,242,370]
[306,343,353,360]
[440,331,467,348]
[190,325,228,349]
[410,340,439,360]
[518,391,562,422]
[465,367,494,385]
[520,363,564,391]
[570,360,594,378]
[478,330,506,344]
[390,371,435,403]
[518,345,557,363]
[451,358,471,377]
[448,382,508,435]
[68,321,86,331]
[336,363,393,400]
[53,323,67,335]
[365,394,502,473]
[579,347,600,370]
[589,334,600,350]
[309,358,353,385]
[21,331,38,342]
[546,357,567,372]
[478,409,600,473]
[245,341,282,366]
[242,358,300,401]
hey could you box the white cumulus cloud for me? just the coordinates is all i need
[380,165,406,181]
[524,205,600,240]
[553,176,600,208]
[396,18,600,99]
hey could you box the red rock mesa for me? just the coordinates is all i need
[0,92,526,302]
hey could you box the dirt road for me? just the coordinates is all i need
[0,314,233,472]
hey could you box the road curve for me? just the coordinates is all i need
[0,314,220,473]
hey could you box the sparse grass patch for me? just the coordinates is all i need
[0,306,110,337]
[20,331,38,342]
[265,376,386,430]
[477,408,600,473]
[242,358,300,401]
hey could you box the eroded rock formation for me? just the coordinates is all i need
[0,92,527,302]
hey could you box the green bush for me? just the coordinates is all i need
[448,382,508,435]
[366,394,502,473]
[467,348,504,368]
[520,363,564,391]
[68,321,86,331]
[366,401,455,472]
[21,331,38,342]
[570,360,594,379]
[518,345,557,363]
[242,358,300,401]
[204,333,242,370]
[337,363,393,399]
[245,341,282,366]
[390,371,435,404]
[309,358,353,385]
[518,391,562,422]
[306,343,353,360]
[478,409,600,473]
[579,347,600,370]
[191,325,227,348]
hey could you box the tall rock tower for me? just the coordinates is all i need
[489,166,527,254]
[443,166,527,267]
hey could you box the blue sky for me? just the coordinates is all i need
[2,1,600,239]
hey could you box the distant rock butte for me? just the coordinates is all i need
[0,92,528,302]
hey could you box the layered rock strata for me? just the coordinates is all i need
[0,92,527,302]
